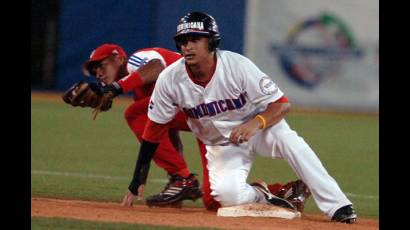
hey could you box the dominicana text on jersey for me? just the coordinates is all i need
[148,50,284,145]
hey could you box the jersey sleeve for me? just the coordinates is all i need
[127,50,167,73]
[117,71,143,93]
[237,55,284,105]
[147,71,179,124]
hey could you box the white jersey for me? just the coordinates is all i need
[126,50,167,73]
[148,50,284,145]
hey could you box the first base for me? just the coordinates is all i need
[217,203,301,219]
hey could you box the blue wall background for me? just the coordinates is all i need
[56,0,245,90]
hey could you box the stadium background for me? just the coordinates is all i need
[32,0,378,112]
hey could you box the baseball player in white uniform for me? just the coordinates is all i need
[130,12,357,223]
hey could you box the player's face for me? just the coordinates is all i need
[178,35,212,65]
[92,55,122,84]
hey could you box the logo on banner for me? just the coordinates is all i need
[271,12,363,89]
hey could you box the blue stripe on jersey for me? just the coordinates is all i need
[131,54,143,61]
[130,56,143,64]
[130,55,145,63]
[128,60,140,68]
[129,58,142,65]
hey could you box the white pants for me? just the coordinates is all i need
[206,119,352,217]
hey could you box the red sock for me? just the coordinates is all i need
[175,168,191,178]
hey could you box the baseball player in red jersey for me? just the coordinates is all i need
[82,44,204,207]
[86,43,311,211]
[109,12,357,223]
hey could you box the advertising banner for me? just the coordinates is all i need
[245,0,379,111]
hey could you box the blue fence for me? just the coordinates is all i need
[55,0,245,90]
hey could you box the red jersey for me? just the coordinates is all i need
[118,47,182,100]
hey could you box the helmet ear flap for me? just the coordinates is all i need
[175,36,183,53]
[208,38,216,52]
[208,37,220,52]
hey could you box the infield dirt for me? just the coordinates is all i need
[32,197,378,230]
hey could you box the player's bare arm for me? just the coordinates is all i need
[229,101,291,144]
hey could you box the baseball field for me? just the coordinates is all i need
[31,92,379,229]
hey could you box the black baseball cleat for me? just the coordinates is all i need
[251,181,297,211]
[331,205,357,224]
[145,173,203,207]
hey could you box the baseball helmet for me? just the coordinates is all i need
[174,12,221,51]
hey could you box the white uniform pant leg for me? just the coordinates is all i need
[205,144,265,207]
[250,119,352,217]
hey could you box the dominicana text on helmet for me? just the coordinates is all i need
[174,12,221,51]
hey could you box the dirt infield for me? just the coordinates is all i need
[31,197,378,230]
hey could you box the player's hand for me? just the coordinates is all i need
[103,81,123,97]
[229,118,262,144]
[121,190,136,207]
[137,184,145,200]
[120,185,144,207]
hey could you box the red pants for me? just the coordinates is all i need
[124,97,220,211]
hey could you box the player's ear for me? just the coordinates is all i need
[114,54,126,65]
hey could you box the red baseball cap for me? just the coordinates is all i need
[82,44,127,76]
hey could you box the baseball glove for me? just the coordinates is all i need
[62,81,114,119]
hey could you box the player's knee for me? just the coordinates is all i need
[124,106,136,124]
[273,131,290,146]
[272,129,310,158]
[124,109,147,127]
[270,121,298,143]
[213,189,242,206]
[211,180,246,206]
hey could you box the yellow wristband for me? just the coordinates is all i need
[255,115,267,129]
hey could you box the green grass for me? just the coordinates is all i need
[31,217,218,230]
[31,97,204,204]
[31,94,379,227]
